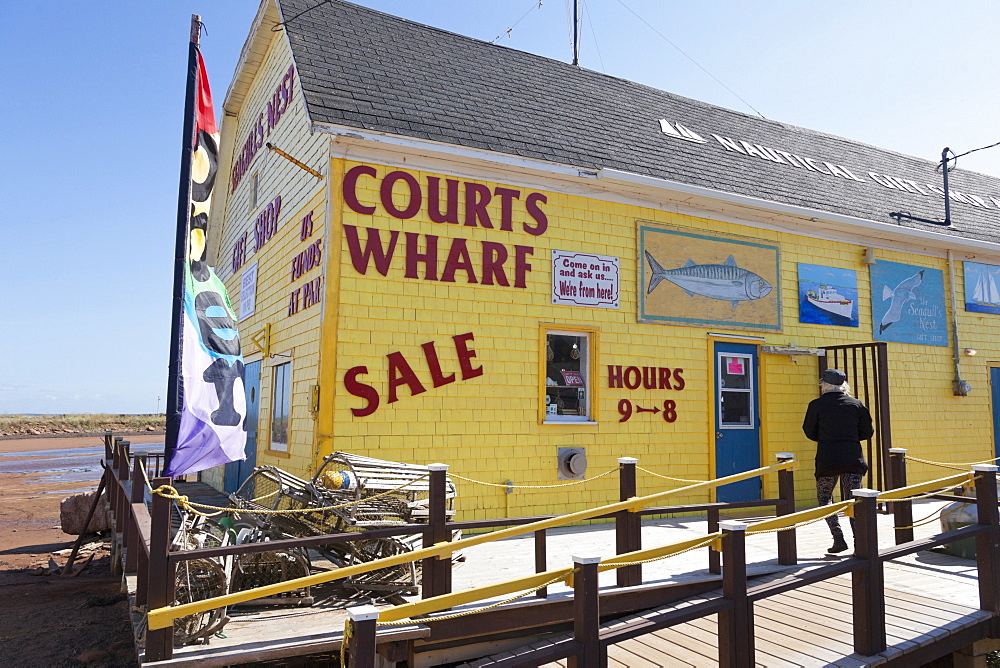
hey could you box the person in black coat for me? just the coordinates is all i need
[802,368,875,554]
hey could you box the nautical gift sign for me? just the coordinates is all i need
[964,261,1000,315]
[638,223,781,331]
[870,260,947,347]
[551,250,620,308]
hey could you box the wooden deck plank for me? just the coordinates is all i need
[683,617,804,668]
[606,643,669,668]
[752,601,862,657]
[618,636,702,667]
[812,578,976,620]
[630,627,718,667]
[766,586,941,646]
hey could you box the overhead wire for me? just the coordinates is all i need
[612,0,766,120]
[938,140,1000,171]
[490,0,544,44]
[581,0,606,72]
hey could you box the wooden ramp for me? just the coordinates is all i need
[465,567,991,667]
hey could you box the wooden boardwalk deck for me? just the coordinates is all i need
[460,501,989,668]
[130,485,989,667]
[466,570,989,667]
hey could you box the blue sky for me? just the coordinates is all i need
[3,0,999,414]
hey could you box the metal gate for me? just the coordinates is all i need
[820,343,893,492]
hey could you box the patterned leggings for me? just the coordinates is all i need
[816,473,864,539]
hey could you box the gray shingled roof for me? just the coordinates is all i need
[278,0,1000,245]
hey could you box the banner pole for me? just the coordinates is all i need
[164,15,202,473]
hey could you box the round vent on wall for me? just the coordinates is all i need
[558,447,587,480]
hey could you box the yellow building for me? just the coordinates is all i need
[203,0,1000,520]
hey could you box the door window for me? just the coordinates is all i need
[718,353,754,428]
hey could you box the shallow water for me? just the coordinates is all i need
[1,443,164,491]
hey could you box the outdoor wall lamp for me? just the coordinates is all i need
[965,348,978,356]
[862,247,878,265]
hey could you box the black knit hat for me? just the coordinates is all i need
[821,368,847,385]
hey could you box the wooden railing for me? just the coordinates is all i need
[344,459,1000,667]
[99,433,799,663]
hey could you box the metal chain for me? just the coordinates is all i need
[448,467,617,489]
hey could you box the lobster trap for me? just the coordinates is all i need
[228,452,458,595]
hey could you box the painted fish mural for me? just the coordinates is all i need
[645,252,772,307]
[878,269,924,334]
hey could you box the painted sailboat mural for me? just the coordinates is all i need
[964,261,1000,315]
[797,264,859,327]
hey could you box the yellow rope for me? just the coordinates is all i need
[636,466,705,484]
[903,456,969,472]
[881,487,966,504]
[599,534,721,568]
[746,502,858,537]
[377,569,577,627]
[448,467,617,489]
[340,617,353,667]
[894,502,971,531]
[905,454,1000,471]
[151,472,430,517]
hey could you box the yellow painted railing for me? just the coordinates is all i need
[147,459,795,630]
[876,472,974,502]
[382,497,884,624]
[745,500,856,534]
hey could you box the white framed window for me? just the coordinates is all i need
[250,171,260,209]
[270,362,292,451]
[717,352,755,429]
[544,330,594,422]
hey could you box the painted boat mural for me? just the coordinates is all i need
[796,263,859,327]
[964,261,1000,315]
[805,285,854,320]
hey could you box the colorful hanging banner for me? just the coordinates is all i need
[163,47,247,477]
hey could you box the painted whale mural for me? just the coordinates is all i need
[645,251,772,308]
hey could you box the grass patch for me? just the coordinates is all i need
[0,414,165,436]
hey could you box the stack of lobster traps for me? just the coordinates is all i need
[165,452,457,646]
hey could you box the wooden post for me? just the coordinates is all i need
[125,455,146,573]
[708,508,721,575]
[110,437,122,531]
[345,604,379,668]
[568,555,602,668]
[775,452,797,566]
[534,530,548,598]
[422,463,451,600]
[112,440,130,576]
[851,489,886,656]
[616,457,641,587]
[103,431,113,468]
[718,521,753,668]
[972,464,1000,624]
[145,477,174,662]
[888,449,913,544]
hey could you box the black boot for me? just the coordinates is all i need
[827,536,849,554]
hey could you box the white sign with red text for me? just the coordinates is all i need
[552,250,620,309]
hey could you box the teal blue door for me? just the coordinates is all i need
[224,361,260,493]
[714,342,762,502]
[992,368,1000,459]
